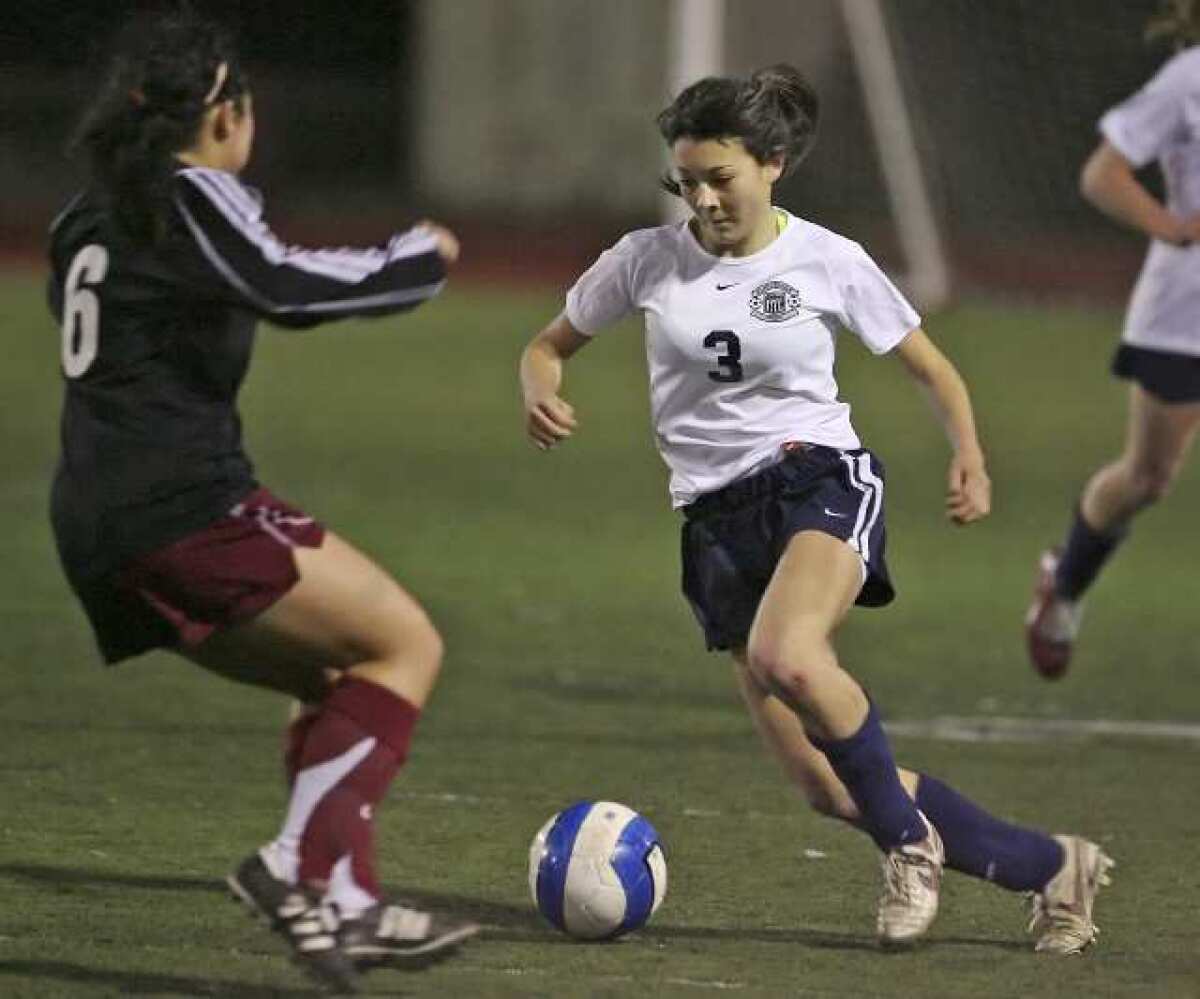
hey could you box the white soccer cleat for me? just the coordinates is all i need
[1025,548,1084,680]
[1027,835,1114,955]
[876,812,944,946]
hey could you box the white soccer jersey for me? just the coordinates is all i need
[1100,46,1200,356]
[565,212,920,506]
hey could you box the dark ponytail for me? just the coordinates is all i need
[1145,0,1200,50]
[71,5,247,246]
[657,63,819,195]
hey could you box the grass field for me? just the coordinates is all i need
[2,270,1199,997]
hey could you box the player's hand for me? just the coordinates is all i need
[946,450,991,525]
[525,394,578,450]
[414,219,460,265]
[1172,213,1200,247]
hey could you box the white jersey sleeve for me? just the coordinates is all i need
[1099,50,1197,168]
[564,234,640,335]
[834,243,921,355]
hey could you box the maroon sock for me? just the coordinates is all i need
[283,710,322,789]
[288,678,420,891]
[300,784,384,895]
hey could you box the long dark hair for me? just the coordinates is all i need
[71,5,247,245]
[656,64,819,196]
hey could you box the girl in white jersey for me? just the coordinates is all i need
[522,65,1111,952]
[1026,1,1200,678]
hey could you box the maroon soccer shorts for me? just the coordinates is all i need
[79,487,325,664]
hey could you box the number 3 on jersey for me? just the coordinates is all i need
[60,244,109,378]
[704,329,743,383]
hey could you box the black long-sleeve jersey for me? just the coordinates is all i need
[47,165,447,585]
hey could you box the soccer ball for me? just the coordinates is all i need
[528,800,667,939]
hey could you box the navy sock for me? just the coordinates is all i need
[813,702,925,850]
[1055,505,1128,600]
[916,775,1064,892]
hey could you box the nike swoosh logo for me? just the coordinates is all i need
[823,508,848,519]
[715,283,738,290]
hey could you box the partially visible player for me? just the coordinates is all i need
[49,8,476,991]
[1026,0,1200,678]
[521,64,1111,953]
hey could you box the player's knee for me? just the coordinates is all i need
[372,600,444,683]
[427,625,446,677]
[405,614,444,680]
[1128,460,1178,505]
[743,637,784,688]
[746,633,830,706]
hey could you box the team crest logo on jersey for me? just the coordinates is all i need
[749,280,802,323]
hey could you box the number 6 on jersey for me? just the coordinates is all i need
[60,244,109,378]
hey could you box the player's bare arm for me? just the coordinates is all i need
[893,328,991,525]
[1080,140,1200,246]
[520,313,588,449]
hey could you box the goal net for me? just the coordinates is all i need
[410,0,1169,307]
[814,0,1167,308]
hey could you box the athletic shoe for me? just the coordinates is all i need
[1025,548,1084,680]
[340,902,480,970]
[227,849,359,993]
[876,812,944,946]
[1027,835,1115,955]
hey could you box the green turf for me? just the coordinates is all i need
[1,271,1198,996]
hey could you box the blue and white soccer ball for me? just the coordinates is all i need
[528,800,667,939]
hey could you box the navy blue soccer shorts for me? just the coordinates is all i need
[680,443,894,652]
[1111,344,1200,404]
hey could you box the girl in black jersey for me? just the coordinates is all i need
[48,9,475,990]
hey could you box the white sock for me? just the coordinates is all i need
[324,854,378,919]
[260,839,298,884]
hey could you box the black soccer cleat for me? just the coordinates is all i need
[226,850,295,926]
[339,902,481,971]
[227,850,360,994]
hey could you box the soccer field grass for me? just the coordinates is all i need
[2,271,1198,997]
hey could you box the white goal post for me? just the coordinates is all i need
[839,0,951,311]
[661,0,726,224]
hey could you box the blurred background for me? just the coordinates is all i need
[0,0,1168,300]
